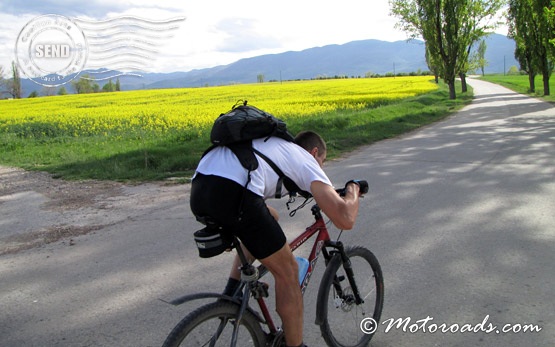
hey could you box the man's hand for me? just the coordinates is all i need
[336,180,368,197]
[346,180,369,195]
[311,181,360,230]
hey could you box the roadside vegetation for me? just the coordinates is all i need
[0,77,472,181]
[479,74,555,103]
[390,0,554,100]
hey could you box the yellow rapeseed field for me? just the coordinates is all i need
[0,76,437,138]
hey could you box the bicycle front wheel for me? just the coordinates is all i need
[162,301,267,347]
[316,246,384,347]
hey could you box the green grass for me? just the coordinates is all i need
[0,81,472,181]
[479,74,555,103]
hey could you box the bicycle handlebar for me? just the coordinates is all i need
[288,179,368,217]
[335,179,369,197]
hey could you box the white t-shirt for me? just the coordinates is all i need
[195,137,333,199]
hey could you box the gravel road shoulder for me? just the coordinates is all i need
[0,166,187,255]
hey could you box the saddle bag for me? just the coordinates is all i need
[193,226,233,258]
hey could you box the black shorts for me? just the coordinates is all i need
[190,173,286,259]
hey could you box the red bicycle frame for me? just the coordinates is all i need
[290,215,329,293]
[253,204,333,334]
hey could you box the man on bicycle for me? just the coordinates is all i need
[190,130,362,347]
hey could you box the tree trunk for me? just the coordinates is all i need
[459,73,468,93]
[448,80,457,100]
[528,72,536,93]
[542,71,550,96]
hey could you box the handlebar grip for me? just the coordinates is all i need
[336,180,369,196]
[356,180,369,195]
[346,180,369,195]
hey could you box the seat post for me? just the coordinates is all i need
[232,236,249,266]
[232,236,259,284]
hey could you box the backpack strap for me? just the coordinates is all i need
[252,148,285,198]
[227,142,259,171]
[252,148,310,199]
[202,141,309,199]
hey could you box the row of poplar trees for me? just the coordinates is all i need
[508,0,555,95]
[390,0,555,99]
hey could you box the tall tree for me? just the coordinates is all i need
[425,45,441,83]
[476,40,488,76]
[390,0,504,99]
[102,79,115,92]
[546,1,555,53]
[464,2,503,87]
[11,61,22,99]
[509,0,553,95]
[513,30,537,91]
[390,0,459,96]
[0,66,5,97]
[71,75,94,94]
[58,86,68,95]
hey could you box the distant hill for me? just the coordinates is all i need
[145,39,428,89]
[18,34,518,97]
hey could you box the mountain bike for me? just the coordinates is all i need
[162,180,384,347]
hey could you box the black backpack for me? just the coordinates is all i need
[203,100,307,198]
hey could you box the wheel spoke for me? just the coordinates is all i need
[162,301,266,347]
[317,247,384,347]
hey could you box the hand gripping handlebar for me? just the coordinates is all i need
[336,179,369,196]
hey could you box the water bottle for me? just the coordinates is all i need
[295,256,309,284]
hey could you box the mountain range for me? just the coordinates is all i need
[20,34,518,96]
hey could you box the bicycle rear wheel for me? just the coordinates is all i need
[316,246,384,347]
[162,301,267,347]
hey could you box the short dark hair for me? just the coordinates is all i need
[295,131,326,153]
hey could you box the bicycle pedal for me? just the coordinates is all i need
[261,281,269,291]
[251,281,269,299]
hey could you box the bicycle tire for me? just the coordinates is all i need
[316,246,384,347]
[162,301,267,347]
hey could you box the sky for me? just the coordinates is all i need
[0,0,509,76]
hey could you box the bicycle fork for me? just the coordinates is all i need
[327,241,364,306]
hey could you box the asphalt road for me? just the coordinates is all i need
[1,78,554,347]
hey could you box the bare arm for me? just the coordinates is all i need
[311,181,360,230]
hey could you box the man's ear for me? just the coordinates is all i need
[309,147,319,157]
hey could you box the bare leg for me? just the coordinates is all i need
[226,205,303,344]
[259,243,303,346]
